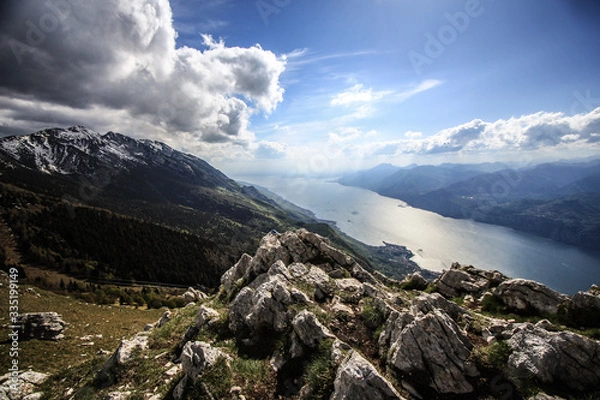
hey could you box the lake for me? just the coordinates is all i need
[239,175,600,295]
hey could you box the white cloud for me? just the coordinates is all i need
[254,140,288,159]
[331,84,393,107]
[0,0,286,149]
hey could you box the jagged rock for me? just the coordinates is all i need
[291,310,334,348]
[16,312,66,341]
[360,282,386,299]
[434,263,507,298]
[568,285,600,327]
[335,278,362,303]
[102,332,149,374]
[180,341,229,384]
[507,324,600,391]
[349,262,379,286]
[400,272,428,290]
[0,371,48,400]
[330,296,354,316]
[331,351,405,400]
[176,306,221,357]
[156,310,171,328]
[378,311,415,357]
[221,253,253,292]
[290,263,332,301]
[528,394,566,400]
[229,270,307,339]
[410,292,469,322]
[494,279,568,315]
[387,310,478,394]
[331,339,352,367]
[181,287,207,304]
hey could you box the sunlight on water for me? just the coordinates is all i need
[242,176,600,295]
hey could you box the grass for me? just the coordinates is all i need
[303,339,335,400]
[0,282,163,375]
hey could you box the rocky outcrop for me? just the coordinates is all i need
[386,309,478,394]
[567,285,600,327]
[0,371,48,400]
[181,287,207,304]
[507,324,600,391]
[494,279,568,315]
[16,312,66,341]
[434,262,507,298]
[400,272,428,290]
[331,351,405,400]
[71,229,600,399]
[292,310,334,348]
[174,341,231,400]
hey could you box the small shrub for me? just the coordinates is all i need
[304,340,335,400]
[361,298,385,330]
[424,283,438,294]
[481,294,506,314]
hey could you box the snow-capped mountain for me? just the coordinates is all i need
[0,126,237,190]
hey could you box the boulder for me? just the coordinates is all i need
[291,310,334,348]
[410,292,469,323]
[400,272,428,291]
[229,272,307,338]
[567,285,600,327]
[102,332,149,373]
[494,279,568,315]
[181,287,207,304]
[331,351,405,400]
[507,324,600,391]
[16,312,66,341]
[434,263,507,298]
[387,310,478,394]
[0,371,48,400]
[221,253,253,292]
[180,341,229,384]
[155,310,171,328]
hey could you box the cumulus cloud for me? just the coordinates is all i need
[0,0,285,147]
[354,107,600,159]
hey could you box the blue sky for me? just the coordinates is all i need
[171,0,600,174]
[1,0,600,175]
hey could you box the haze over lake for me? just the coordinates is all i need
[241,176,600,295]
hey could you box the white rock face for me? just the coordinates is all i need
[291,310,334,348]
[331,351,405,400]
[180,341,228,384]
[494,279,568,315]
[387,310,477,394]
[507,324,600,391]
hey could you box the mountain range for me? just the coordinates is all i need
[339,160,600,250]
[0,126,425,290]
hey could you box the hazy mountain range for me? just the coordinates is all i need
[339,160,600,250]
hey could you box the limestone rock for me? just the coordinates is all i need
[155,310,171,328]
[331,351,405,400]
[229,271,307,338]
[181,287,207,304]
[221,253,253,292]
[291,310,334,348]
[180,341,229,384]
[568,286,600,327]
[494,279,568,315]
[410,292,469,322]
[387,310,477,394]
[102,332,149,372]
[16,312,66,341]
[400,272,428,290]
[0,371,48,400]
[507,324,600,391]
[434,263,507,298]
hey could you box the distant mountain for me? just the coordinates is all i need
[339,162,509,202]
[339,160,600,250]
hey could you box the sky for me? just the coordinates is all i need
[1,0,600,176]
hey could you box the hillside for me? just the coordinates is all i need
[13,229,600,400]
[0,126,429,292]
